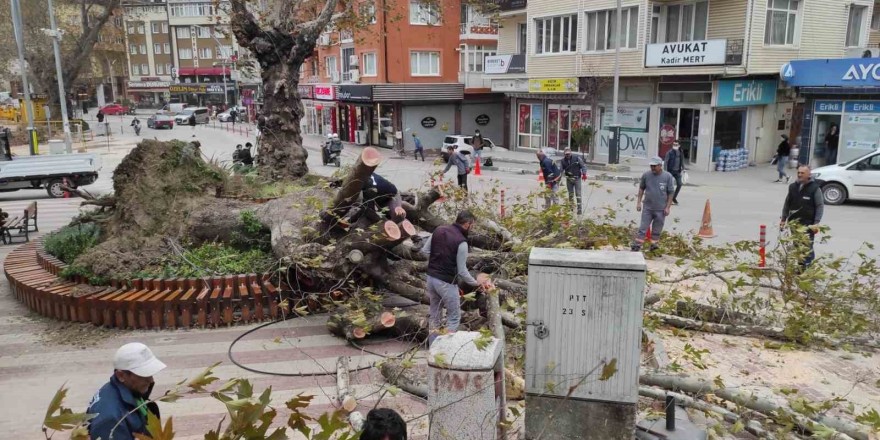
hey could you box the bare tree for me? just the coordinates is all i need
[228,0,340,181]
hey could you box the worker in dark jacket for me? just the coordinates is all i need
[442,145,471,191]
[560,147,587,215]
[780,165,824,268]
[537,149,561,209]
[362,173,406,222]
[420,210,493,344]
[87,343,166,440]
[664,141,685,205]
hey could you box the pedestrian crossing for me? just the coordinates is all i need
[0,196,429,439]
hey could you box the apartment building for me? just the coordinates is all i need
[122,0,256,110]
[297,0,506,150]
[484,0,877,171]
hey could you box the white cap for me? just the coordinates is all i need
[113,343,166,377]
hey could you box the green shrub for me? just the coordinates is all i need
[133,242,275,279]
[43,224,100,264]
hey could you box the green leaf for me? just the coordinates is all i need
[187,361,221,392]
[433,353,448,368]
[599,358,618,381]
[44,384,69,425]
[386,385,401,397]
[855,408,880,430]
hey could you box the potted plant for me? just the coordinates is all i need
[571,125,594,154]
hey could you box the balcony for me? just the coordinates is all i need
[492,0,526,13]
[460,22,499,40]
[459,71,492,89]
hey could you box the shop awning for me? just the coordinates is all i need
[178,67,230,76]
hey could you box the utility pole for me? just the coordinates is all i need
[608,0,623,164]
[10,0,39,155]
[46,0,73,153]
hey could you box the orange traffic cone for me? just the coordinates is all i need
[644,226,652,246]
[697,199,717,238]
[474,158,482,176]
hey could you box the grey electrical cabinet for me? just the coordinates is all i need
[524,248,646,440]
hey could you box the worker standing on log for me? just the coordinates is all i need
[421,210,493,344]
[360,173,406,223]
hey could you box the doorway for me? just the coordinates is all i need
[658,107,700,163]
[811,114,841,166]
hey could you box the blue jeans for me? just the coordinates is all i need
[426,276,461,333]
[777,155,789,179]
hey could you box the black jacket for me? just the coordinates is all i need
[783,179,823,226]
[427,224,468,284]
[777,140,791,156]
[560,154,586,179]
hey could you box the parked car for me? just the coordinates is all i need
[812,149,880,205]
[441,135,498,161]
[99,103,132,115]
[163,103,187,114]
[147,113,174,129]
[218,106,247,122]
[174,107,210,125]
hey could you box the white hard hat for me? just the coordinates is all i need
[113,343,166,377]
[332,133,339,139]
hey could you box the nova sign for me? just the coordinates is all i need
[645,40,727,67]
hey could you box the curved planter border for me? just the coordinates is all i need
[4,240,283,330]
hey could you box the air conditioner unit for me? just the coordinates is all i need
[846,47,880,58]
[349,55,359,67]
[350,69,360,83]
[318,34,330,46]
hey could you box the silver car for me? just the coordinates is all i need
[174,107,210,125]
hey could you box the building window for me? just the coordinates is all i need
[326,56,339,81]
[170,4,214,17]
[162,22,168,33]
[410,51,440,76]
[179,48,193,59]
[311,59,319,77]
[518,22,528,55]
[151,22,159,33]
[650,2,707,44]
[139,44,146,54]
[585,7,637,51]
[764,0,800,46]
[197,26,212,38]
[137,24,145,34]
[156,64,164,75]
[164,43,171,54]
[127,22,136,34]
[872,5,880,30]
[154,44,162,54]
[176,27,191,39]
[847,5,868,47]
[216,45,232,59]
[166,63,173,74]
[534,14,578,54]
[141,64,149,74]
[360,2,377,24]
[198,47,213,58]
[362,52,377,76]
[129,44,137,55]
[518,103,544,149]
[132,64,140,75]
[460,44,497,72]
[410,1,440,25]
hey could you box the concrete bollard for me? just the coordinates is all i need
[429,331,503,440]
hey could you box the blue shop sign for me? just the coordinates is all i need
[716,79,777,107]
[780,58,880,87]
[814,100,843,113]
[845,101,880,112]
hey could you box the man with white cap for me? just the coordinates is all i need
[87,343,166,440]
[632,156,675,252]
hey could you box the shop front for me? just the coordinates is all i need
[299,85,319,135]
[508,78,581,151]
[712,79,779,172]
[127,80,170,107]
[336,85,374,145]
[168,83,228,107]
[781,58,880,166]
[372,84,464,151]
[306,84,337,137]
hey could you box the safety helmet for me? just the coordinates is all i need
[331,133,339,140]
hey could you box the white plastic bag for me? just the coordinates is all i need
[681,171,690,185]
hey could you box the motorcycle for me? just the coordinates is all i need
[322,139,343,167]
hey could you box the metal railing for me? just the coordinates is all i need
[459,22,499,35]
[725,39,744,65]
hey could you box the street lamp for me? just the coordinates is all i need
[10,0,38,155]
[43,0,73,153]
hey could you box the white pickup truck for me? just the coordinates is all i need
[0,133,102,198]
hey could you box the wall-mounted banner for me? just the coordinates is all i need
[597,107,650,158]
[314,85,336,100]
[645,40,727,67]
[781,58,880,87]
[528,78,578,93]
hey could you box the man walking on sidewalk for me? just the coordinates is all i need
[632,157,675,252]
[537,149,561,209]
[664,141,685,204]
[443,145,471,191]
[560,147,587,215]
[412,132,425,161]
[420,210,493,344]
[780,165,824,268]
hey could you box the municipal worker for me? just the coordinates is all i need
[631,156,675,252]
[559,147,587,215]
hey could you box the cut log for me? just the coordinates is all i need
[640,374,867,440]
[327,310,397,340]
[336,356,359,412]
[379,358,428,399]
[478,219,522,246]
[322,147,382,225]
[485,287,508,440]
[398,219,417,239]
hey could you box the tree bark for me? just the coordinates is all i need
[322,148,382,226]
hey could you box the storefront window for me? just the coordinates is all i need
[547,105,592,151]
[518,103,543,149]
[378,104,395,148]
[658,107,700,163]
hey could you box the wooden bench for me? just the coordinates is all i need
[1,202,38,244]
